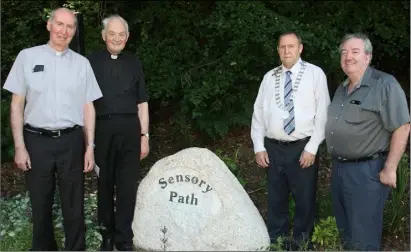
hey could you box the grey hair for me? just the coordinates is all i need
[339,33,373,60]
[102,15,129,34]
[49,7,77,26]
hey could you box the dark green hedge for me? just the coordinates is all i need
[1,1,409,162]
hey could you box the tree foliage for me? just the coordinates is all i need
[1,0,409,161]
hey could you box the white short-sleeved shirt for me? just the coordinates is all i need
[3,43,103,130]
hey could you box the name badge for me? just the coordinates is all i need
[32,65,44,72]
[350,100,361,105]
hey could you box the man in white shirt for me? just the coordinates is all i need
[251,32,330,250]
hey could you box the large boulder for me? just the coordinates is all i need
[132,147,270,251]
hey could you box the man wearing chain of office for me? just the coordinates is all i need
[251,31,330,250]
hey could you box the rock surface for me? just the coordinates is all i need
[132,147,270,251]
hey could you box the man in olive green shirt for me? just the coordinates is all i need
[325,33,410,251]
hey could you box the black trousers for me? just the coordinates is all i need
[265,137,318,249]
[95,116,141,245]
[24,127,85,251]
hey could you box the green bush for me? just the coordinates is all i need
[0,192,32,243]
[215,148,247,186]
[0,190,102,251]
[1,93,13,163]
[267,216,342,251]
[1,1,409,159]
[311,216,342,251]
[384,154,410,237]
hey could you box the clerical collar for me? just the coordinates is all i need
[105,48,121,60]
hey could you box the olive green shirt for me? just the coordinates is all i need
[325,67,410,159]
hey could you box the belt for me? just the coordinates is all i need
[335,151,389,163]
[24,124,81,138]
[267,137,310,146]
[96,113,136,120]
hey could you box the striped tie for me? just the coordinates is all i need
[283,71,295,134]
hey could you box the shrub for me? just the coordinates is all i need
[0,190,102,251]
[215,148,247,186]
[384,154,410,237]
[311,216,342,250]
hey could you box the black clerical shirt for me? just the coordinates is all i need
[87,49,149,116]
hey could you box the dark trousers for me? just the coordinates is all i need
[331,158,390,251]
[95,116,141,245]
[24,127,85,251]
[265,137,318,249]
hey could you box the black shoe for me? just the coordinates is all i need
[115,242,134,251]
[28,244,58,251]
[100,235,114,251]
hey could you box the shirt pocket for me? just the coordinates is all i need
[343,103,376,125]
[27,71,46,92]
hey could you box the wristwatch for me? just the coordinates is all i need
[87,142,95,149]
[141,133,149,138]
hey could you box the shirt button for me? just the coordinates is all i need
[331,132,334,135]
[341,104,344,107]
[331,146,334,149]
[335,117,338,120]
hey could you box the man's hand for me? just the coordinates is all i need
[378,123,410,189]
[14,146,31,171]
[255,151,269,168]
[380,167,397,188]
[299,150,315,168]
[84,147,94,173]
[140,136,149,160]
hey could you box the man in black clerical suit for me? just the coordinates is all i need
[87,14,150,251]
